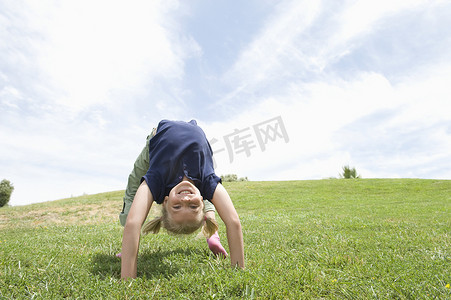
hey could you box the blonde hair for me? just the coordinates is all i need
[142,205,218,238]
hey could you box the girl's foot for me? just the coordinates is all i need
[207,232,228,258]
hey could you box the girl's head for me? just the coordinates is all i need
[142,180,218,237]
[165,180,204,226]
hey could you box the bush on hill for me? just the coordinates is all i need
[0,179,14,207]
[220,174,249,182]
[340,165,361,179]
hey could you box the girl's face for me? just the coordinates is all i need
[164,180,204,224]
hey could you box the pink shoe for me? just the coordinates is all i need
[116,253,122,258]
[207,232,228,258]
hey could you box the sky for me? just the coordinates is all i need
[1,0,451,206]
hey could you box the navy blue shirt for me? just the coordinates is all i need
[141,120,221,204]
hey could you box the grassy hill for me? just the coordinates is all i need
[0,179,450,299]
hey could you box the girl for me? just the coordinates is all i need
[121,120,244,279]
[119,127,227,257]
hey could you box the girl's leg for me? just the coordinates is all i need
[205,210,228,257]
[120,132,154,226]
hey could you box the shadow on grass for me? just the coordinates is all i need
[90,247,204,279]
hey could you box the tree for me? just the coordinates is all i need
[220,174,249,182]
[340,166,361,179]
[0,179,14,207]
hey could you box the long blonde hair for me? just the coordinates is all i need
[142,205,218,238]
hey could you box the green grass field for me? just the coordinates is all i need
[0,179,450,299]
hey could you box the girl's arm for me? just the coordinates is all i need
[211,183,244,269]
[121,181,154,279]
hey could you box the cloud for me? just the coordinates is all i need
[197,0,451,181]
[1,0,450,206]
[223,1,321,81]
[205,57,451,181]
[0,0,196,112]
[213,0,449,111]
[0,0,197,205]
[333,0,427,43]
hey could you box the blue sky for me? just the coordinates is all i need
[1,0,451,206]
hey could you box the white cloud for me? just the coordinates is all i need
[0,85,22,109]
[205,60,451,181]
[0,0,193,205]
[0,112,143,205]
[334,0,428,43]
[1,0,191,111]
[221,0,322,94]
[216,0,447,111]
[200,0,451,181]
[2,0,451,206]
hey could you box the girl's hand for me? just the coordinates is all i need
[211,183,244,269]
[121,181,153,279]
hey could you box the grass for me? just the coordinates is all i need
[0,179,450,299]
